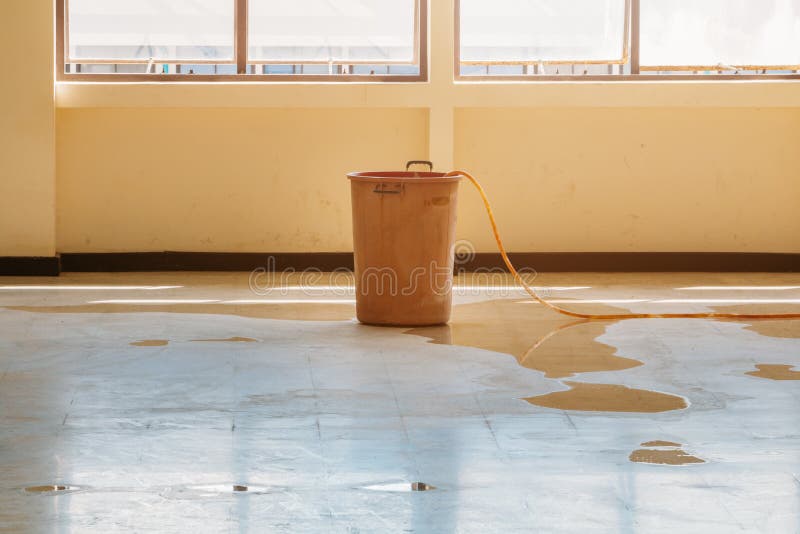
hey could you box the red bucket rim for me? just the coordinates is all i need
[347,171,462,183]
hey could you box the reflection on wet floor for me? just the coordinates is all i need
[21,293,800,415]
[10,297,637,385]
[406,299,694,412]
[723,319,800,340]
[8,302,356,322]
[712,304,800,340]
[524,382,688,413]
[362,482,436,492]
[179,484,271,495]
[131,337,259,346]
[641,440,681,447]
[629,441,705,465]
[130,340,168,347]
[9,297,694,414]
[24,485,80,493]
[746,364,800,381]
[405,299,640,378]
[191,337,258,343]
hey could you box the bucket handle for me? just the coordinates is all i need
[406,160,433,172]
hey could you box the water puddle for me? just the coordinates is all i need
[406,299,641,378]
[181,484,270,495]
[727,320,799,340]
[746,364,800,381]
[25,485,81,494]
[362,482,435,492]
[8,302,355,322]
[711,304,800,340]
[641,440,681,447]
[191,337,258,343]
[130,340,168,347]
[131,337,259,346]
[524,382,688,413]
[629,441,705,465]
[407,298,690,413]
[9,296,690,414]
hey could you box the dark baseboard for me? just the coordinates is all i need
[459,252,800,273]
[60,252,354,273]
[55,251,799,273]
[0,256,61,276]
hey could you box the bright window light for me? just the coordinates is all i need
[676,286,800,291]
[248,0,417,63]
[89,299,220,304]
[67,0,235,62]
[455,286,592,291]
[223,299,356,304]
[520,298,800,304]
[655,299,800,304]
[459,0,628,63]
[259,285,355,291]
[60,0,423,79]
[641,0,800,68]
[0,285,182,290]
[519,299,649,304]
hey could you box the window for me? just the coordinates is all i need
[57,1,800,82]
[57,0,426,81]
[459,0,631,76]
[640,0,800,74]
[248,0,419,75]
[457,0,800,79]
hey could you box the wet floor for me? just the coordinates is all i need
[405,299,681,413]
[130,339,169,347]
[746,364,800,381]
[524,382,688,413]
[628,441,705,466]
[1,272,799,532]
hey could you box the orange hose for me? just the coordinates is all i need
[447,170,800,321]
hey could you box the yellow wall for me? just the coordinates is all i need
[0,1,55,257]
[455,107,800,253]
[57,108,428,252]
[56,106,800,253]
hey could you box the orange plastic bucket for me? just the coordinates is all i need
[348,162,462,326]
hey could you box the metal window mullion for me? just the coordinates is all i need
[235,0,248,74]
[56,0,68,77]
[631,0,640,74]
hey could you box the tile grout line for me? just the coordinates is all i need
[306,350,334,531]
[380,350,420,481]
[456,357,506,456]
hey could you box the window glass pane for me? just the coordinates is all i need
[248,0,417,63]
[68,0,234,62]
[352,65,389,75]
[297,64,331,74]
[388,65,419,75]
[264,65,295,74]
[641,0,800,67]
[488,65,524,75]
[460,0,628,62]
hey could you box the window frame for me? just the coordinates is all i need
[454,0,800,81]
[56,0,428,82]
